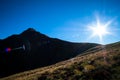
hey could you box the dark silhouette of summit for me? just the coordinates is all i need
[0,28,99,78]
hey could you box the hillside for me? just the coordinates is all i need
[0,28,99,78]
[1,41,120,80]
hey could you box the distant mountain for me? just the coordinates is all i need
[2,41,120,80]
[0,28,99,78]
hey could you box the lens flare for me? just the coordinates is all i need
[5,47,12,52]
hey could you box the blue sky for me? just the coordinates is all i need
[0,0,120,44]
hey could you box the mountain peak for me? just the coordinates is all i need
[20,28,45,37]
[20,28,50,43]
[27,28,36,32]
[20,28,37,35]
[23,28,37,33]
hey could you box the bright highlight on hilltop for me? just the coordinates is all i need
[88,16,113,44]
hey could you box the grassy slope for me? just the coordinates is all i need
[1,42,120,80]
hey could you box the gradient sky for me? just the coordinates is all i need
[0,0,120,44]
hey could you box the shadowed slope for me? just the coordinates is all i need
[1,41,120,80]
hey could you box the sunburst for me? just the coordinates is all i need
[88,16,113,44]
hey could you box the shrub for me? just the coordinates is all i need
[84,65,95,72]
[73,69,83,76]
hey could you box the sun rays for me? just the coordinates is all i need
[87,15,113,44]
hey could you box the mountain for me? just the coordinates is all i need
[0,28,99,78]
[1,41,120,80]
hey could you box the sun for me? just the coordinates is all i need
[88,16,113,44]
